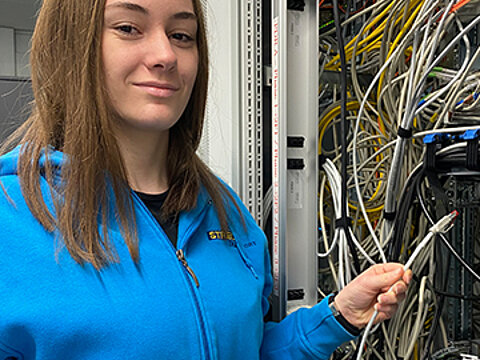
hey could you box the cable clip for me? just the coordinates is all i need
[334,217,353,230]
[422,133,450,170]
[397,126,413,139]
[459,129,480,171]
[383,211,396,221]
[318,154,328,168]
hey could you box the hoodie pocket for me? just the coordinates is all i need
[0,326,36,360]
[0,342,27,360]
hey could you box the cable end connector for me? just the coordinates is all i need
[429,210,459,234]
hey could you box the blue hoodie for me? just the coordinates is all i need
[0,146,355,360]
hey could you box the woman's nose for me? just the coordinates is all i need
[145,33,177,72]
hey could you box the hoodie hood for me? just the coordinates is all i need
[0,145,66,179]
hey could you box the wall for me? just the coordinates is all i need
[202,0,240,189]
[0,79,32,142]
[0,0,38,30]
[0,0,36,141]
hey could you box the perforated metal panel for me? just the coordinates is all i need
[239,0,264,225]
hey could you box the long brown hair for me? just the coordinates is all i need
[0,0,240,269]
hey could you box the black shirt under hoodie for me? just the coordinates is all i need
[135,190,179,248]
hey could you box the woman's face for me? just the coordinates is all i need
[102,0,199,134]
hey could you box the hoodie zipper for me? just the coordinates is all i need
[132,193,213,360]
[176,249,212,360]
[176,249,200,287]
[172,245,211,360]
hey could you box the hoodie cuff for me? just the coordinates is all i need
[296,295,358,358]
[328,293,362,336]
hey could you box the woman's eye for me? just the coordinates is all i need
[116,25,139,35]
[171,33,194,42]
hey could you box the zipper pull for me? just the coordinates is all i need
[176,249,200,288]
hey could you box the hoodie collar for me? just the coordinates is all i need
[0,145,65,178]
[1,145,214,249]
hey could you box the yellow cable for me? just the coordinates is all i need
[326,1,397,69]
[348,202,384,214]
[318,102,362,154]
[326,0,423,70]
[318,101,387,213]
[377,0,426,99]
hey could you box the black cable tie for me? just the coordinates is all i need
[397,127,413,139]
[383,211,396,221]
[335,217,353,230]
[425,143,437,170]
[422,133,451,171]
[318,154,328,167]
[466,139,479,170]
[458,130,480,170]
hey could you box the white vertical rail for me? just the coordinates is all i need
[285,0,319,312]
[239,0,264,224]
[271,0,288,321]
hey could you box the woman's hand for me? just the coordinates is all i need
[334,263,413,328]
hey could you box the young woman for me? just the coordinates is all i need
[0,0,411,359]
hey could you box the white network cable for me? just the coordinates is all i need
[318,159,375,289]
[355,210,459,360]
[317,1,480,357]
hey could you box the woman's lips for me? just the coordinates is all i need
[134,82,179,98]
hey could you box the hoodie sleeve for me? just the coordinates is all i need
[259,245,357,360]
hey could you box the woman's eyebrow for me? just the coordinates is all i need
[105,2,149,15]
[172,12,197,21]
[104,5,197,22]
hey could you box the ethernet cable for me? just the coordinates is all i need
[355,210,459,360]
[412,14,480,118]
[414,19,473,117]
[318,1,480,357]
[383,12,480,237]
[382,3,454,231]
[318,158,376,288]
[350,0,449,244]
[352,24,416,258]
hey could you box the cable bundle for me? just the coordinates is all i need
[316,0,480,358]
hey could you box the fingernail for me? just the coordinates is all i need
[408,272,413,283]
[377,295,382,304]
